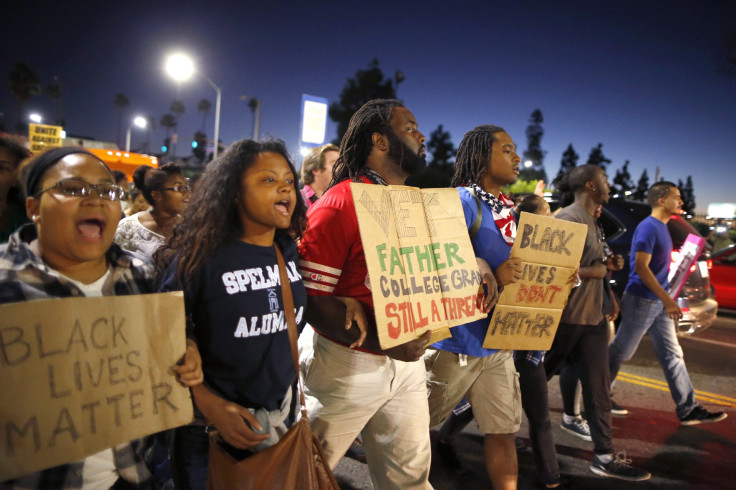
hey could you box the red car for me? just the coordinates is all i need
[710,245,736,310]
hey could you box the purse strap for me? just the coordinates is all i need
[274,244,308,417]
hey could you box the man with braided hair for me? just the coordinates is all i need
[425,125,523,490]
[298,99,433,489]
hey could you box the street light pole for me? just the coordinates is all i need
[164,54,222,160]
[199,73,222,159]
[125,116,147,152]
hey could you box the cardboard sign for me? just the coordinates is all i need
[484,212,587,350]
[668,233,706,299]
[28,123,63,153]
[0,292,193,482]
[351,183,486,349]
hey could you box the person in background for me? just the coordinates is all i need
[608,182,727,426]
[124,188,150,217]
[0,135,31,243]
[115,163,190,257]
[0,147,201,489]
[111,170,131,214]
[300,143,339,209]
[544,165,650,482]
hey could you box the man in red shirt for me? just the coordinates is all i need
[299,99,433,489]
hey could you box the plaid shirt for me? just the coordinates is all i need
[0,225,155,489]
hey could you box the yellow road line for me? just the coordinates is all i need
[618,371,736,408]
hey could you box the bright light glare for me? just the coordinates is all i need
[524,160,533,168]
[60,130,66,139]
[29,113,42,123]
[299,146,311,157]
[165,53,195,81]
[133,116,147,129]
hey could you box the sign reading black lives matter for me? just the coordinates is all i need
[483,212,587,351]
[352,183,486,349]
[0,292,193,481]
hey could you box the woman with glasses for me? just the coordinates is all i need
[115,163,190,257]
[0,147,202,488]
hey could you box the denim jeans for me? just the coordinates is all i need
[609,292,696,419]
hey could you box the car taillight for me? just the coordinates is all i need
[707,260,712,270]
[671,251,680,263]
[690,264,697,273]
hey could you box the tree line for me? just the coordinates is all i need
[329,60,698,215]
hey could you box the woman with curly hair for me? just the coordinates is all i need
[157,139,362,489]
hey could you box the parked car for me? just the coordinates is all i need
[710,245,736,310]
[549,197,718,336]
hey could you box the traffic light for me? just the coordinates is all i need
[162,137,171,154]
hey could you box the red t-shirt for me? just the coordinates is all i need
[298,177,378,341]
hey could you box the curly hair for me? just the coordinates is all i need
[331,99,404,187]
[451,124,506,187]
[156,139,306,283]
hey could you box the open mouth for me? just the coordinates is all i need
[513,167,520,174]
[275,199,291,215]
[76,218,105,240]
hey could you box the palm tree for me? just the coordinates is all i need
[160,113,176,137]
[46,77,63,125]
[9,63,40,132]
[114,93,130,148]
[197,98,211,131]
[170,100,185,127]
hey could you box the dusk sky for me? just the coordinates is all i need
[2,0,735,214]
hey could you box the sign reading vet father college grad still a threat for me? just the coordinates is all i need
[0,292,193,482]
[484,212,587,351]
[352,183,486,349]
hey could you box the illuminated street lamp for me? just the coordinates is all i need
[125,116,147,152]
[165,53,221,158]
[524,160,533,168]
[29,113,43,123]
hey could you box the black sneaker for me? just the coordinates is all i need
[590,452,651,481]
[610,398,628,417]
[560,417,592,442]
[680,406,728,426]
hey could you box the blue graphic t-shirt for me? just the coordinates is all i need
[625,216,672,300]
[161,234,306,411]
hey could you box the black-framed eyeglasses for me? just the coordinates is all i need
[35,179,126,201]
[161,184,192,193]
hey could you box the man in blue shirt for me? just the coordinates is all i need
[608,182,727,425]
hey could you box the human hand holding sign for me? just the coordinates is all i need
[476,257,499,312]
[494,257,523,286]
[173,338,204,387]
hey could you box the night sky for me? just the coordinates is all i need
[2,0,735,213]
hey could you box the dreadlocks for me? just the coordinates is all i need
[330,99,404,187]
[451,124,506,187]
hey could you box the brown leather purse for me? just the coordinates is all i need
[206,245,339,490]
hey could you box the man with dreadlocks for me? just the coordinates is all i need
[298,99,433,489]
[424,125,523,490]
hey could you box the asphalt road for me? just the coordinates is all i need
[333,312,736,489]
